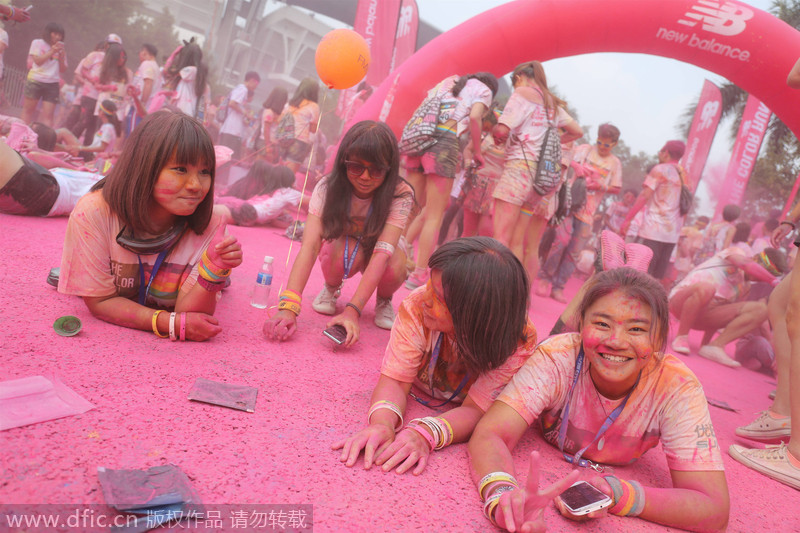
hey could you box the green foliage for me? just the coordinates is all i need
[5,0,179,83]
[613,139,657,192]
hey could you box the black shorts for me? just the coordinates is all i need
[24,80,60,103]
[283,139,311,165]
[0,155,59,216]
[636,237,676,280]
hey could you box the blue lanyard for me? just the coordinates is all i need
[342,204,372,281]
[343,235,360,281]
[557,346,640,471]
[412,333,471,409]
[137,249,169,306]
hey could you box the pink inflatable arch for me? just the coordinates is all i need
[350,0,800,141]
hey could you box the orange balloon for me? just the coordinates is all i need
[315,29,371,90]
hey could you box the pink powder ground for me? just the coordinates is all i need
[1,212,797,532]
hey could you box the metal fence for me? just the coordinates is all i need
[2,64,26,114]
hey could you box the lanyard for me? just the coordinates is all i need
[557,346,640,472]
[411,333,471,409]
[342,204,373,281]
[137,249,169,306]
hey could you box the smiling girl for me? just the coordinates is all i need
[263,121,414,342]
[468,268,729,532]
[58,110,243,341]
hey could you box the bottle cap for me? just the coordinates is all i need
[54,315,82,337]
[264,256,274,263]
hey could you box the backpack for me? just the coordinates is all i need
[274,110,296,149]
[531,114,563,196]
[397,77,455,156]
[215,94,230,123]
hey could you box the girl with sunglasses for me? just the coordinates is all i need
[58,110,243,341]
[333,237,536,475]
[263,120,414,343]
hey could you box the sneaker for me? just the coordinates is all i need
[535,279,550,297]
[728,443,800,490]
[698,345,741,368]
[736,411,791,441]
[312,284,339,315]
[374,297,396,330]
[550,289,568,304]
[598,230,626,271]
[671,335,690,355]
[405,269,429,290]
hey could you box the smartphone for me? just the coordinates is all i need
[322,324,347,345]
[558,481,613,516]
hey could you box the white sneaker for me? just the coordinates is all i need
[698,345,741,368]
[374,297,396,330]
[312,284,339,315]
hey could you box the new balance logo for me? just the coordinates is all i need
[678,0,754,36]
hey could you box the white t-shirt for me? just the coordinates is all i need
[499,87,575,163]
[0,29,8,79]
[28,39,65,83]
[132,59,161,110]
[89,123,116,155]
[637,162,684,244]
[219,83,248,137]
[438,77,492,124]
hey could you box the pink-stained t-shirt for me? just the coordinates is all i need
[380,287,538,411]
[499,86,575,163]
[638,162,684,244]
[670,242,753,303]
[570,144,623,225]
[289,100,320,144]
[438,77,492,125]
[59,191,224,309]
[498,333,725,471]
[308,177,413,234]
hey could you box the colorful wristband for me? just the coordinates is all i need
[201,250,232,277]
[278,300,301,316]
[478,472,519,501]
[151,310,168,338]
[280,289,302,302]
[405,422,435,451]
[197,276,225,292]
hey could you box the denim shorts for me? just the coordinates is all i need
[402,127,461,179]
[24,80,60,103]
[0,154,59,216]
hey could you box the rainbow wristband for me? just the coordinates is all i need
[280,290,302,302]
[607,477,646,517]
[478,472,518,501]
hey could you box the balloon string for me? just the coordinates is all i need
[276,90,329,303]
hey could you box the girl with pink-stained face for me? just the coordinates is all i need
[469,268,730,532]
[58,110,243,342]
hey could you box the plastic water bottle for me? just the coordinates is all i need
[250,256,274,309]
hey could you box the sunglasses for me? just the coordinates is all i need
[344,160,389,180]
[116,221,187,255]
[596,141,614,148]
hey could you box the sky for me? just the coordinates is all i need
[416,0,776,169]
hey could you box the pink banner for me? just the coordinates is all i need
[715,94,771,217]
[390,0,418,73]
[353,0,402,87]
[681,80,722,192]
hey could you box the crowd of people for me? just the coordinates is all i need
[1,13,800,532]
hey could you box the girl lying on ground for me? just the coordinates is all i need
[215,160,300,228]
[468,268,729,532]
[333,237,537,475]
[263,120,414,337]
[58,110,243,341]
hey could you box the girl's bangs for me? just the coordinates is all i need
[345,128,391,166]
[171,121,215,171]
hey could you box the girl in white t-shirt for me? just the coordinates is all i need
[492,61,583,285]
[264,121,415,342]
[215,160,300,227]
[402,72,499,290]
[22,22,67,127]
[72,100,120,162]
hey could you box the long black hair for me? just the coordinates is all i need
[429,237,529,375]
[452,72,499,98]
[224,161,294,199]
[320,120,412,256]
